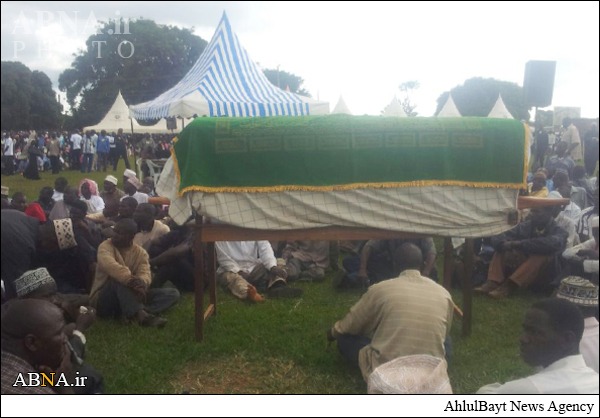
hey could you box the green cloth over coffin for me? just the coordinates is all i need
[173,115,527,194]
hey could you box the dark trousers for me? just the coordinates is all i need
[71,149,81,170]
[2,155,14,175]
[49,155,60,174]
[96,280,180,319]
[336,334,453,369]
[112,148,130,170]
[336,334,371,368]
[81,153,94,173]
[97,153,109,172]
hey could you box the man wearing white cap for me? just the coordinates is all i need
[123,168,137,185]
[555,276,598,372]
[14,268,104,393]
[120,177,149,205]
[100,174,125,210]
[477,298,598,394]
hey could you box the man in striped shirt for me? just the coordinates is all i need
[327,242,454,382]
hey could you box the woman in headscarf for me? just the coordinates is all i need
[79,179,105,215]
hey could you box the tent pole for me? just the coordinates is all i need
[130,118,137,172]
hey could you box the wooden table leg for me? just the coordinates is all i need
[443,237,454,291]
[462,239,474,337]
[194,216,205,341]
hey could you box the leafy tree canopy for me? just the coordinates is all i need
[59,19,207,128]
[264,68,311,97]
[435,77,530,121]
[399,80,420,117]
[1,61,61,130]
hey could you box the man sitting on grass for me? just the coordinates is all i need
[477,298,598,394]
[475,205,568,299]
[215,240,303,303]
[1,299,72,394]
[89,219,179,328]
[326,243,454,382]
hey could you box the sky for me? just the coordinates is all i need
[1,1,599,118]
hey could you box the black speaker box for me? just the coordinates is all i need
[523,60,556,108]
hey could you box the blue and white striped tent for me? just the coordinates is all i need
[130,12,329,120]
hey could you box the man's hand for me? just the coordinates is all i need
[75,306,96,332]
[270,266,288,279]
[38,343,75,394]
[127,277,148,300]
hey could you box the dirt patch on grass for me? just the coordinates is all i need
[169,353,313,394]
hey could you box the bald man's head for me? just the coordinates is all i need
[394,242,423,272]
[1,299,67,369]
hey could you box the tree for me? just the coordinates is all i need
[264,68,311,97]
[1,61,61,130]
[59,19,207,128]
[398,80,420,116]
[435,77,529,120]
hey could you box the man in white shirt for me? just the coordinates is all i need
[555,276,598,373]
[70,129,83,171]
[477,298,598,394]
[3,133,14,175]
[215,240,302,303]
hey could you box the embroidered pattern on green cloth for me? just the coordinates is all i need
[172,115,527,195]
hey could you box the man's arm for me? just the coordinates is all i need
[331,288,379,338]
[96,242,133,285]
[130,247,152,286]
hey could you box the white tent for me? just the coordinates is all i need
[382,96,407,117]
[84,91,177,134]
[130,12,329,119]
[84,90,137,133]
[488,94,514,119]
[332,96,352,115]
[437,93,462,117]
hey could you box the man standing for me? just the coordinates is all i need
[583,123,599,177]
[326,243,454,382]
[112,128,131,171]
[3,132,15,175]
[477,298,598,393]
[70,129,83,171]
[561,117,582,162]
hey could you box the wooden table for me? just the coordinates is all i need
[193,217,475,342]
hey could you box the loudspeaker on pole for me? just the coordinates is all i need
[523,60,556,108]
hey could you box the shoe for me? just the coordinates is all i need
[488,281,514,299]
[474,281,499,295]
[267,285,303,298]
[138,314,167,328]
[246,285,265,303]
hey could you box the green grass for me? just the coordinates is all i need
[2,167,537,394]
[2,162,129,201]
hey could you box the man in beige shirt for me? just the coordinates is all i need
[89,219,179,327]
[327,243,454,381]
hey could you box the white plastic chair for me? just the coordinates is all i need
[145,159,164,186]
